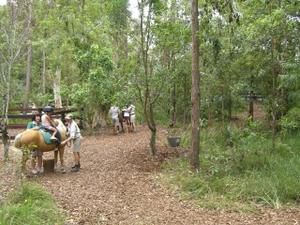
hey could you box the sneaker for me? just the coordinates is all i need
[31,169,38,175]
[71,166,79,172]
[50,136,57,140]
[37,167,44,174]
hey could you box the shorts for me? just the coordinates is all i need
[130,114,136,123]
[112,117,120,126]
[72,137,81,153]
[32,150,43,157]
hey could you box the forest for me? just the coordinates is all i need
[0,0,300,224]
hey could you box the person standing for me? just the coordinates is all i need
[128,103,136,132]
[122,105,131,132]
[26,114,43,174]
[61,114,81,172]
[109,104,120,134]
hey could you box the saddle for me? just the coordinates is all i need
[40,128,61,145]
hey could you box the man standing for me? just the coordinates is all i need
[128,103,136,132]
[61,114,82,172]
[109,104,120,134]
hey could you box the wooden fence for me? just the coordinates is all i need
[0,107,79,141]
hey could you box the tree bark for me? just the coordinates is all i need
[53,66,62,108]
[42,50,46,94]
[171,83,176,127]
[24,0,32,110]
[190,0,200,171]
[24,43,32,109]
[138,0,157,155]
[249,91,254,121]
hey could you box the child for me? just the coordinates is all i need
[41,106,57,140]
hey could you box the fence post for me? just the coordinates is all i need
[2,123,9,160]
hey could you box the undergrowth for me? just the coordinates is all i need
[162,122,300,211]
[0,182,65,225]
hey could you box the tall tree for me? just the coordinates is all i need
[135,0,165,155]
[0,0,29,157]
[190,0,200,171]
[24,0,32,109]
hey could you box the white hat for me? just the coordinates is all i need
[65,114,73,120]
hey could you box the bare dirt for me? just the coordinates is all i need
[1,126,300,225]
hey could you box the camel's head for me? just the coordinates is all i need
[14,133,22,148]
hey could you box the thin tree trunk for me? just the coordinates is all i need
[183,73,188,124]
[191,0,200,171]
[24,43,32,109]
[149,102,157,155]
[24,0,32,110]
[139,0,157,155]
[271,37,277,151]
[3,65,12,159]
[42,50,46,94]
[53,66,62,108]
[171,83,176,126]
[249,91,254,121]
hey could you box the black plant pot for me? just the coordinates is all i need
[167,136,181,147]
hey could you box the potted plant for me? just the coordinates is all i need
[167,128,181,147]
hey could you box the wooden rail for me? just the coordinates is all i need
[0,107,79,141]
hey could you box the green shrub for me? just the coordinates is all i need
[162,125,300,210]
[279,107,300,135]
[0,182,65,225]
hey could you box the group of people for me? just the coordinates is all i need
[27,106,82,174]
[25,102,136,175]
[109,103,136,134]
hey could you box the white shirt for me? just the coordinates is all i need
[109,106,120,119]
[128,104,135,115]
[68,120,81,139]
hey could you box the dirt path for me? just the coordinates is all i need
[20,127,300,224]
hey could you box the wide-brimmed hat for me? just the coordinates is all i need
[65,114,73,120]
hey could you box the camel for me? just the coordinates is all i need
[13,119,67,173]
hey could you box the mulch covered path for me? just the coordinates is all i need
[1,126,300,224]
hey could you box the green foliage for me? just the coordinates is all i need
[162,125,300,209]
[279,107,300,135]
[0,182,65,225]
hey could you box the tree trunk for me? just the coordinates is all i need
[53,66,62,108]
[150,128,156,155]
[24,0,32,110]
[170,83,176,127]
[183,73,188,124]
[190,0,200,171]
[42,50,46,94]
[271,37,277,151]
[92,108,107,129]
[248,91,254,121]
[24,43,32,109]
[149,102,157,155]
[138,0,157,155]
[2,65,12,159]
